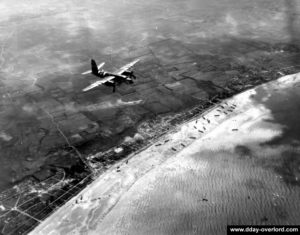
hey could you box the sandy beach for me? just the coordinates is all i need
[31,73,300,235]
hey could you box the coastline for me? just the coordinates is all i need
[31,73,300,234]
[0,67,292,235]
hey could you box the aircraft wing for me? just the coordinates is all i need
[82,76,114,92]
[115,59,140,75]
[82,70,92,75]
[82,62,105,75]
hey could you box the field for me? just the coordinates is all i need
[0,0,300,233]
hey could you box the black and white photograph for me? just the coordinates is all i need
[0,0,300,234]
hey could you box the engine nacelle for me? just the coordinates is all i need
[123,71,133,76]
[123,71,136,79]
[98,71,107,77]
[125,76,133,83]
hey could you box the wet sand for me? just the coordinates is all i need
[31,73,300,235]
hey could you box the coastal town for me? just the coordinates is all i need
[1,0,300,233]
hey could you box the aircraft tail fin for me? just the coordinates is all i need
[91,59,99,76]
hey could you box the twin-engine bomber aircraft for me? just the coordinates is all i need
[82,59,140,92]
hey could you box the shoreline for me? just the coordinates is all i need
[2,1,300,233]
[0,70,296,234]
[31,72,300,234]
[1,36,300,233]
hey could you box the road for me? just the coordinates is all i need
[31,73,300,234]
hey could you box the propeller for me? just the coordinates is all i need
[125,77,134,84]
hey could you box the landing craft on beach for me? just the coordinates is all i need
[82,58,140,92]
